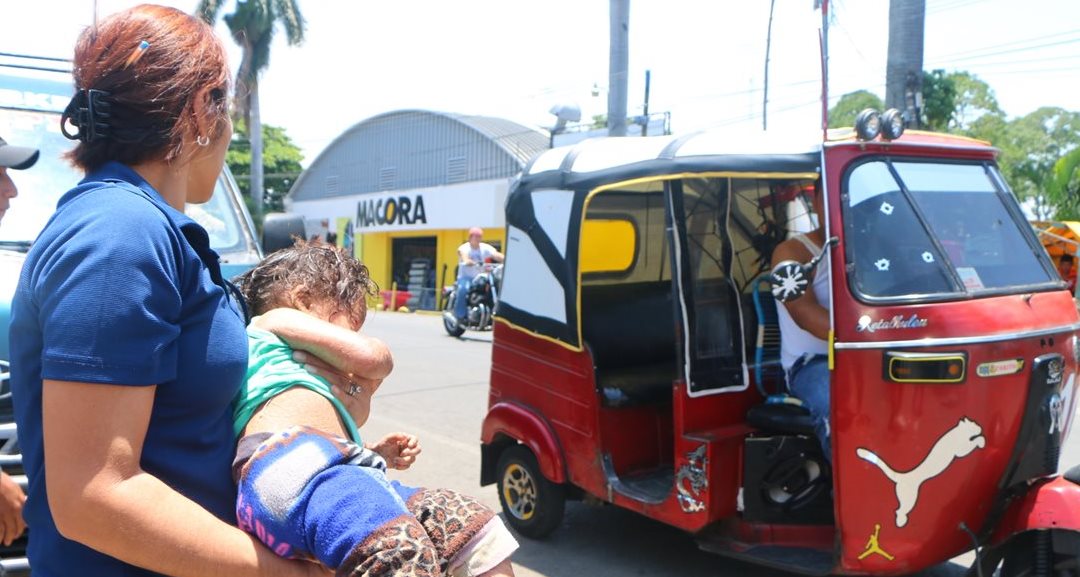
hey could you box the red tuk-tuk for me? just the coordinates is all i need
[480,112,1080,575]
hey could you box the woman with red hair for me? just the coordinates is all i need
[8,6,348,576]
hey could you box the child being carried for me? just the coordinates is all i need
[233,241,517,577]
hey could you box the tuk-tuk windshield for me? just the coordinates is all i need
[843,159,1058,301]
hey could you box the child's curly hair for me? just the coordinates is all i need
[235,240,380,328]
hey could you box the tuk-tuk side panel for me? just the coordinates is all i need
[597,405,673,478]
[673,381,755,526]
[489,321,611,496]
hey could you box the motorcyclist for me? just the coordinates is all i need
[454,227,504,325]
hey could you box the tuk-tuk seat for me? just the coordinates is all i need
[581,281,676,406]
[746,400,816,436]
[749,274,785,395]
[746,277,815,435]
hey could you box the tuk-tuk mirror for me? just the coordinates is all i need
[770,237,838,303]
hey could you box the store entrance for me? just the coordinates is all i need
[391,236,438,311]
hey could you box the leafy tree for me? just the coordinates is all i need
[920,69,957,131]
[948,71,1002,131]
[1000,107,1080,201]
[197,0,306,218]
[227,122,304,215]
[827,90,883,128]
[1045,148,1080,219]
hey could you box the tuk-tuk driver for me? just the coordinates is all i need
[771,183,832,461]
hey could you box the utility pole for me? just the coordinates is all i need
[608,0,629,137]
[886,0,925,128]
[815,0,830,135]
[763,0,776,131]
[641,69,651,136]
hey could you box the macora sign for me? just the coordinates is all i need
[356,195,427,228]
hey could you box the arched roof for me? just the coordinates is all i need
[289,109,549,201]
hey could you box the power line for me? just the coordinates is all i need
[929,30,1080,62]
[934,36,1080,65]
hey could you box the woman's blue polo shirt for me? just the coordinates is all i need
[9,162,249,576]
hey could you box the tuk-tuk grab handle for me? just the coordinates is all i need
[770,236,839,303]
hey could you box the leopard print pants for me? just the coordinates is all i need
[338,489,497,577]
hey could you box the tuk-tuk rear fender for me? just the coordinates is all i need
[991,473,1080,546]
[480,402,566,486]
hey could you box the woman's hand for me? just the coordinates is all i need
[367,433,421,470]
[0,472,26,546]
[299,352,382,428]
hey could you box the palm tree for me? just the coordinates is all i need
[196,0,306,218]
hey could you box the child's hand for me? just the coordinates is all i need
[368,433,422,470]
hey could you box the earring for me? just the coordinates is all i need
[196,135,210,147]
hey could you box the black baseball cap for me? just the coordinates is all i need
[0,136,39,170]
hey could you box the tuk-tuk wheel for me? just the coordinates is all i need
[496,445,565,539]
[1000,530,1079,577]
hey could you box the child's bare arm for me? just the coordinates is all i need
[252,308,393,381]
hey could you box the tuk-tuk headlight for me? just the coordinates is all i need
[880,109,905,140]
[884,351,967,383]
[855,109,882,141]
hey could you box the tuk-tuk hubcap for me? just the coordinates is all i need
[502,463,537,521]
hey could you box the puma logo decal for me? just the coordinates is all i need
[856,417,986,528]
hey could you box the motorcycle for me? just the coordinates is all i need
[442,262,503,337]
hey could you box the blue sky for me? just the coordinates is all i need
[3,0,1078,165]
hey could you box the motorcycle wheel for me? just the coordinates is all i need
[442,294,466,337]
[496,445,565,539]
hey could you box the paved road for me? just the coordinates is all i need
[359,311,1080,577]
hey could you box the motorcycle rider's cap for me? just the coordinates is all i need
[0,136,39,170]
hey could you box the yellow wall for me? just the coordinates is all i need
[356,227,506,304]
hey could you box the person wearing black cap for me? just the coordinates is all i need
[0,135,39,225]
[0,133,35,547]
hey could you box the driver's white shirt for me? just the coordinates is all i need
[776,234,830,371]
[457,241,499,280]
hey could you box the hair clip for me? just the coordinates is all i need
[60,89,112,143]
[124,40,151,68]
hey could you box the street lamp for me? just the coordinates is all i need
[548,103,582,148]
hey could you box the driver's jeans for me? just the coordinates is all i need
[788,354,831,462]
[454,275,472,321]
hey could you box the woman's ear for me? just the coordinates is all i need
[190,85,226,145]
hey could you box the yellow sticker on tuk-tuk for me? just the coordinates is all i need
[976,359,1024,378]
[858,524,894,561]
